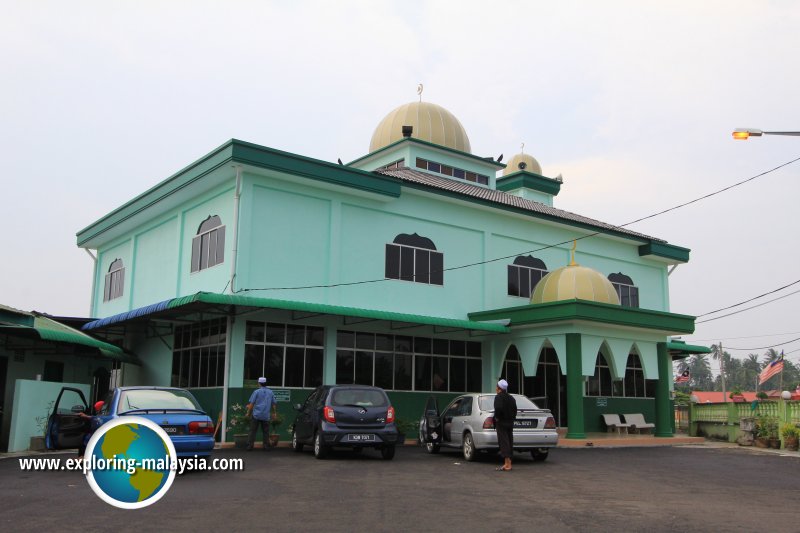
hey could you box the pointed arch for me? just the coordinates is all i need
[632,341,658,379]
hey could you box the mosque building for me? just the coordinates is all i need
[75,94,706,441]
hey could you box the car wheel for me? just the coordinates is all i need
[313,432,328,459]
[531,448,549,462]
[425,442,440,454]
[292,430,303,453]
[462,433,476,462]
[381,445,395,460]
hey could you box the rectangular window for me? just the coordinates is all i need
[243,321,325,388]
[453,168,465,179]
[171,318,227,388]
[191,226,226,273]
[416,157,427,169]
[427,162,441,173]
[477,175,489,185]
[386,243,444,285]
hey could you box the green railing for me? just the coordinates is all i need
[690,399,799,446]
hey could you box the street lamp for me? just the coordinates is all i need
[732,128,800,140]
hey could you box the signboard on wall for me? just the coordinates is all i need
[272,389,291,402]
[596,398,608,407]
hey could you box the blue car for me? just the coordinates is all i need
[47,386,215,458]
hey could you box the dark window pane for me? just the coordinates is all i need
[450,340,465,356]
[624,368,636,397]
[208,230,218,267]
[428,162,441,173]
[355,351,373,385]
[453,168,465,179]
[441,165,453,176]
[265,345,283,386]
[507,265,518,296]
[385,244,400,279]
[600,365,612,397]
[215,227,225,264]
[432,339,449,355]
[174,327,184,349]
[244,344,264,382]
[414,337,431,354]
[336,350,354,384]
[432,357,448,391]
[199,348,211,388]
[467,342,482,358]
[305,349,323,388]
[179,352,189,388]
[265,323,285,343]
[171,353,181,386]
[466,172,477,182]
[400,246,415,281]
[375,353,393,390]
[216,348,225,387]
[430,252,443,285]
[466,359,482,392]
[375,334,393,351]
[245,321,265,342]
[306,326,324,346]
[612,379,623,397]
[631,287,639,308]
[416,157,427,169]
[394,335,412,353]
[634,369,645,398]
[450,358,466,392]
[286,325,305,345]
[415,355,432,391]
[284,347,304,387]
[356,332,375,350]
[477,175,489,185]
[337,330,355,349]
[520,269,531,298]
[191,236,201,272]
[395,354,412,390]
[199,233,210,270]
[505,361,521,394]
[415,249,430,283]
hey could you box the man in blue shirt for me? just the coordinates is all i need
[246,376,277,451]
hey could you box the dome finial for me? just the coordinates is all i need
[520,142,525,155]
[417,83,423,102]
[570,240,578,266]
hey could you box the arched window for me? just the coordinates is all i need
[508,255,548,298]
[385,233,443,285]
[623,353,646,398]
[103,259,125,302]
[586,352,615,397]
[502,346,524,395]
[191,215,225,273]
[608,272,639,308]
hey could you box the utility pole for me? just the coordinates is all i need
[720,342,727,403]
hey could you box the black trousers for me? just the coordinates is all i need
[248,418,271,449]
[496,421,514,459]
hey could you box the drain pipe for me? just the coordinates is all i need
[221,166,242,444]
[84,248,98,316]
[228,166,242,294]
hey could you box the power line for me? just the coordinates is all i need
[696,278,800,317]
[236,155,800,293]
[695,288,800,324]
[723,336,800,351]
[689,330,800,343]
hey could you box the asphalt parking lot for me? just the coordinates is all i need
[1,443,798,532]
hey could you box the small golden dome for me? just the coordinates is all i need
[531,264,620,305]
[369,101,471,153]
[503,152,542,175]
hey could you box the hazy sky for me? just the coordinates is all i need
[2,1,799,369]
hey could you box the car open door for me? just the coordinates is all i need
[46,387,88,450]
[420,395,442,444]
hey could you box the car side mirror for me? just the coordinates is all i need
[71,405,85,414]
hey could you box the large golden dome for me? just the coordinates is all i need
[531,264,620,305]
[503,152,542,175]
[369,101,471,153]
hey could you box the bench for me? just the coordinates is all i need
[601,414,631,435]
[623,413,655,434]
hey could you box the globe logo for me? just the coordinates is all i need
[83,417,177,509]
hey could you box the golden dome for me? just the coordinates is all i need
[369,101,471,153]
[503,152,542,175]
[531,264,620,305]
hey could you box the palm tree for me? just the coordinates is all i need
[743,354,761,391]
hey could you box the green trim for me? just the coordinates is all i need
[496,171,562,196]
[655,342,673,437]
[638,242,690,263]
[468,299,696,334]
[77,139,401,247]
[565,333,586,439]
[347,137,506,170]
[666,340,711,355]
[169,292,510,334]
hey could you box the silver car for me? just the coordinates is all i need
[419,393,558,462]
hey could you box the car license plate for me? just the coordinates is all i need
[348,434,375,442]
[161,425,184,435]
[514,419,536,428]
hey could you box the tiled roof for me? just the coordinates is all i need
[377,168,662,243]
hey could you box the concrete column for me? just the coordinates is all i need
[565,333,585,439]
[655,342,673,437]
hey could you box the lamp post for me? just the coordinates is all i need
[732,128,800,140]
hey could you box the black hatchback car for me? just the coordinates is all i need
[291,385,399,460]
